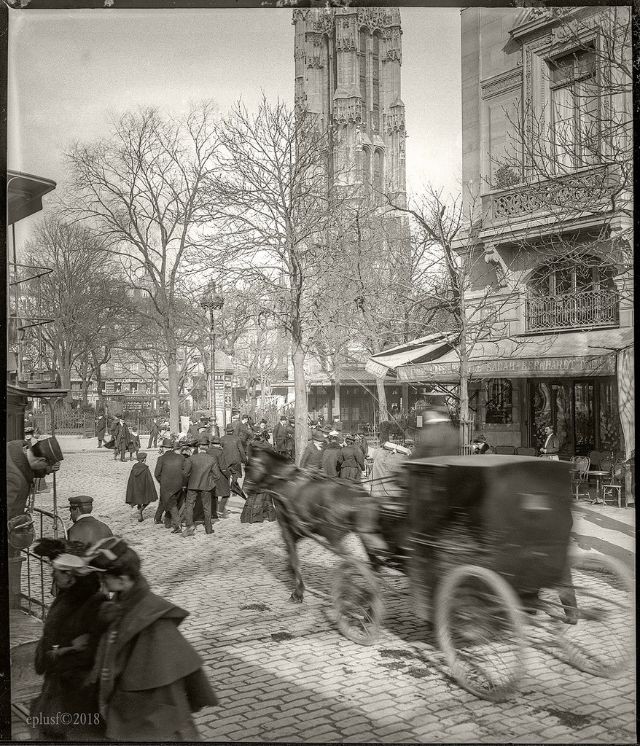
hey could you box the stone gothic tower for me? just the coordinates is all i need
[293,7,407,206]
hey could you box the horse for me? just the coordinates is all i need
[243,443,391,603]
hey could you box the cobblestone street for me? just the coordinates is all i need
[21,438,637,743]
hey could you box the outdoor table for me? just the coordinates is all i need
[587,470,610,504]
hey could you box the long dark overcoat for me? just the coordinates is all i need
[125,463,158,506]
[93,577,218,741]
[206,446,231,497]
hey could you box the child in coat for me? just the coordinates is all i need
[127,426,141,461]
[125,453,158,522]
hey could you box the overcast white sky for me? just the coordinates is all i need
[8,7,461,236]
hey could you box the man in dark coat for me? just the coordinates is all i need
[321,435,343,477]
[183,436,222,536]
[206,436,231,520]
[7,439,59,520]
[88,539,218,741]
[95,414,107,448]
[272,415,291,457]
[114,418,131,462]
[220,425,247,480]
[67,495,113,546]
[147,418,160,449]
[300,430,325,470]
[125,453,158,522]
[154,439,190,532]
[339,434,365,481]
[236,414,254,463]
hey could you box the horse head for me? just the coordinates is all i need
[244,442,291,494]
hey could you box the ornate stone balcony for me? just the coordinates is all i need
[525,288,619,333]
[484,166,611,224]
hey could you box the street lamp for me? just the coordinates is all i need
[200,281,224,430]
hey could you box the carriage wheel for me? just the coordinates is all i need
[554,552,634,678]
[435,565,526,701]
[331,558,384,646]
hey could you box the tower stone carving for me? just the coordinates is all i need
[293,7,407,207]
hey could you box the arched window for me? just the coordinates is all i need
[373,148,384,196]
[362,146,372,192]
[529,256,615,296]
[527,255,618,331]
[359,29,368,130]
[372,33,380,134]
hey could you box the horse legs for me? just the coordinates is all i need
[278,520,305,603]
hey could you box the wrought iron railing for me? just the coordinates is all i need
[526,289,619,332]
[19,508,67,620]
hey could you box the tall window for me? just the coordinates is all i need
[372,33,380,133]
[485,379,513,424]
[373,148,384,196]
[530,257,615,296]
[359,30,368,130]
[362,147,372,193]
[549,46,599,169]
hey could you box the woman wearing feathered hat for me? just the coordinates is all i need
[86,537,218,741]
[29,538,108,740]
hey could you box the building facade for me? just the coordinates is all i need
[371,7,633,464]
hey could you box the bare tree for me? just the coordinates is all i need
[22,217,131,403]
[203,97,355,460]
[65,102,221,432]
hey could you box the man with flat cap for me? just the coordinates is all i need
[67,495,113,547]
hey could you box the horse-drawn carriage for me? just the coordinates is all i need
[245,448,634,701]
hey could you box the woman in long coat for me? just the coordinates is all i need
[339,435,365,481]
[321,436,343,477]
[88,538,218,741]
[30,545,108,740]
[125,453,158,521]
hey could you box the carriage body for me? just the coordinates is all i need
[403,455,573,620]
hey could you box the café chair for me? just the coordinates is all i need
[602,460,625,508]
[495,445,516,455]
[516,447,537,457]
[571,456,591,501]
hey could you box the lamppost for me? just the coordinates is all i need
[200,282,224,429]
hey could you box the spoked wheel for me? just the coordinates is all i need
[436,565,526,701]
[554,552,634,678]
[331,558,384,646]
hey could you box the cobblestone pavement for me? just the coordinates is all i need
[15,438,637,743]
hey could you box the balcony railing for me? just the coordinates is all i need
[526,289,619,333]
[486,166,611,222]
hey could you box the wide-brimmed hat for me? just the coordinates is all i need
[86,537,130,572]
[162,438,173,448]
[198,434,210,446]
[52,553,103,575]
[209,435,221,445]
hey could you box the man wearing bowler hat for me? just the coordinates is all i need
[154,438,190,532]
[182,434,221,537]
[67,495,113,547]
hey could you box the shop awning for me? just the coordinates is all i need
[396,328,632,382]
[364,333,457,379]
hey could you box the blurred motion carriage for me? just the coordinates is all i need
[245,447,634,700]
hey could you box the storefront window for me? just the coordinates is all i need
[485,379,512,424]
[574,381,595,454]
[598,379,621,452]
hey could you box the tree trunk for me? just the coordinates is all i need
[333,360,341,424]
[164,329,180,433]
[376,376,388,426]
[292,342,308,466]
[59,355,73,402]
